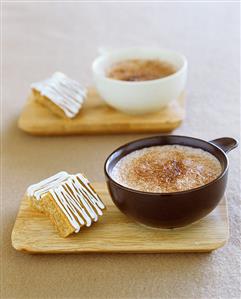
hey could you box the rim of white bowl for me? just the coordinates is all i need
[92,48,188,85]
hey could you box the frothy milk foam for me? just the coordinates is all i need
[111,145,222,193]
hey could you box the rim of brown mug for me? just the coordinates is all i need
[92,48,188,85]
[104,135,229,197]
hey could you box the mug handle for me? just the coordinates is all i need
[209,137,238,153]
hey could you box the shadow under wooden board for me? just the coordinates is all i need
[12,183,228,254]
[18,88,185,135]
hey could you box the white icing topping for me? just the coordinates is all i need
[27,171,69,200]
[27,172,105,232]
[31,72,86,118]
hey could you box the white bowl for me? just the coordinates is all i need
[92,47,187,115]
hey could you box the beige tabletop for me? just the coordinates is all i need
[2,2,240,299]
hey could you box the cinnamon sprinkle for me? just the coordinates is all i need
[107,59,176,82]
[111,145,222,193]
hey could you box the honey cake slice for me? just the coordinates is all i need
[31,72,86,119]
[27,171,105,237]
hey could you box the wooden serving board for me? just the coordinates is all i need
[18,88,185,135]
[11,183,228,254]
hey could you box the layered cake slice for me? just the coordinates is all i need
[31,72,86,119]
[27,171,105,237]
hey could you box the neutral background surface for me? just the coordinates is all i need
[2,2,240,299]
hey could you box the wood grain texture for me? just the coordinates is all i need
[18,88,185,135]
[11,183,229,254]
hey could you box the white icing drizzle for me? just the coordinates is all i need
[27,171,69,200]
[31,72,86,118]
[27,172,105,233]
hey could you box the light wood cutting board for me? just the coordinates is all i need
[18,88,185,135]
[11,183,229,254]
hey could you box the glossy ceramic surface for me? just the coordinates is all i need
[104,135,238,228]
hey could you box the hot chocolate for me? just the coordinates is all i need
[111,145,222,193]
[107,59,176,82]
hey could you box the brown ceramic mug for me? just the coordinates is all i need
[104,135,238,228]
